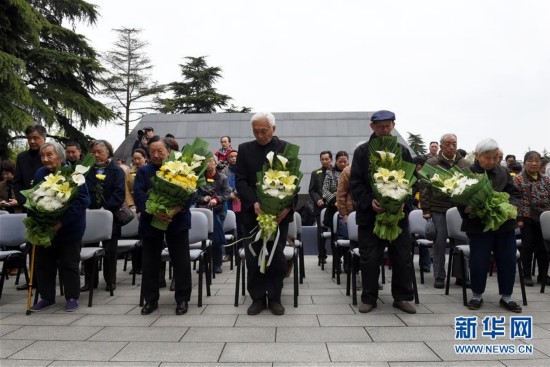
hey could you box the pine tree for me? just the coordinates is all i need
[407,132,427,156]
[0,0,113,159]
[101,28,164,137]
[157,56,232,114]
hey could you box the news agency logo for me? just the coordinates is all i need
[454,316,534,355]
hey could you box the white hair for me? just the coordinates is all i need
[475,138,499,154]
[40,141,66,162]
[440,133,457,144]
[250,112,276,126]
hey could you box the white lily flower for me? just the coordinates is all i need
[266,151,275,167]
[192,154,206,161]
[277,155,288,169]
[174,151,183,160]
[74,164,90,175]
[72,173,86,186]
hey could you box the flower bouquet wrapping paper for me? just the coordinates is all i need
[418,164,517,231]
[21,154,95,246]
[145,137,212,230]
[369,136,417,241]
[252,143,303,273]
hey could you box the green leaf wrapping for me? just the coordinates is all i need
[418,164,517,231]
[367,136,416,242]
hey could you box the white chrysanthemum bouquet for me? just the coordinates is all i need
[252,143,303,273]
[21,154,94,246]
[369,136,417,241]
[418,165,517,232]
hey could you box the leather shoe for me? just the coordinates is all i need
[141,301,158,315]
[393,300,416,314]
[176,302,188,315]
[524,276,534,287]
[499,299,522,313]
[16,283,29,291]
[268,301,285,315]
[358,302,377,313]
[434,278,445,289]
[223,255,232,262]
[105,284,116,292]
[247,299,266,315]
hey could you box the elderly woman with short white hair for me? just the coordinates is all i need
[459,138,522,312]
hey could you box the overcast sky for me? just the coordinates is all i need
[81,0,550,158]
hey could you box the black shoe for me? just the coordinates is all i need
[80,284,90,292]
[159,279,167,288]
[169,278,175,292]
[434,278,445,289]
[422,266,431,273]
[16,283,29,291]
[455,278,471,288]
[176,302,188,315]
[268,301,285,315]
[247,299,267,315]
[467,298,483,310]
[141,301,158,315]
[214,266,223,274]
[105,284,116,292]
[524,276,534,287]
[499,299,522,313]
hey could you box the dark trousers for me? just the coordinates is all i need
[36,238,80,302]
[358,224,414,305]
[520,221,549,280]
[469,230,516,295]
[315,213,326,259]
[244,222,289,302]
[141,230,191,304]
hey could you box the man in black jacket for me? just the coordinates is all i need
[308,151,332,265]
[236,112,294,316]
[349,110,416,314]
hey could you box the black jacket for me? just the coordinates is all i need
[459,162,521,234]
[349,133,413,227]
[308,166,330,215]
[86,160,125,212]
[235,136,295,227]
[13,149,43,206]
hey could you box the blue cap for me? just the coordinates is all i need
[371,110,396,122]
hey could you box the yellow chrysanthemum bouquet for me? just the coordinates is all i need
[252,143,303,273]
[369,136,417,241]
[21,154,95,246]
[418,165,517,232]
[146,138,212,230]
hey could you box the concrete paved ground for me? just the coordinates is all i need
[1,255,549,366]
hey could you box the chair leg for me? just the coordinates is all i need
[198,255,203,307]
[335,246,341,285]
[411,260,419,304]
[88,258,96,307]
[418,245,425,285]
[131,248,137,286]
[59,268,64,296]
[345,251,351,297]
[351,254,358,306]
[381,262,386,284]
[299,245,305,283]
[234,254,240,307]
[0,263,7,299]
[241,258,246,296]
[293,252,298,307]
[516,259,528,305]
[445,248,454,295]
[461,253,468,306]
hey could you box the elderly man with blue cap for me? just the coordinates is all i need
[349,110,416,314]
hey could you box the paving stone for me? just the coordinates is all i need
[0,359,52,366]
[284,304,355,315]
[366,326,455,341]
[235,314,319,327]
[530,338,550,355]
[49,362,158,367]
[1,325,102,341]
[71,314,159,327]
[0,324,21,336]
[277,326,370,342]
[125,304,205,315]
[425,340,546,361]
[220,342,330,363]
[112,341,224,362]
[52,304,136,315]
[89,326,187,342]
[502,359,550,366]
[182,326,275,342]
[424,302,502,314]
[152,314,237,327]
[9,341,126,361]
[0,313,84,326]
[318,314,404,327]
[390,361,504,366]
[274,363,389,367]
[161,363,270,367]
[0,339,34,359]
[327,342,440,362]
[0,312,14,320]
[397,313,457,327]
[379,294,455,304]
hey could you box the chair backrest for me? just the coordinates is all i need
[446,207,468,242]
[223,209,236,233]
[0,213,27,247]
[120,213,139,238]
[189,211,209,244]
[288,217,297,241]
[540,211,550,241]
[347,211,358,242]
[0,210,9,215]
[408,209,427,237]
[332,211,340,235]
[191,208,214,234]
[294,212,302,236]
[320,208,327,227]
[82,209,113,244]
